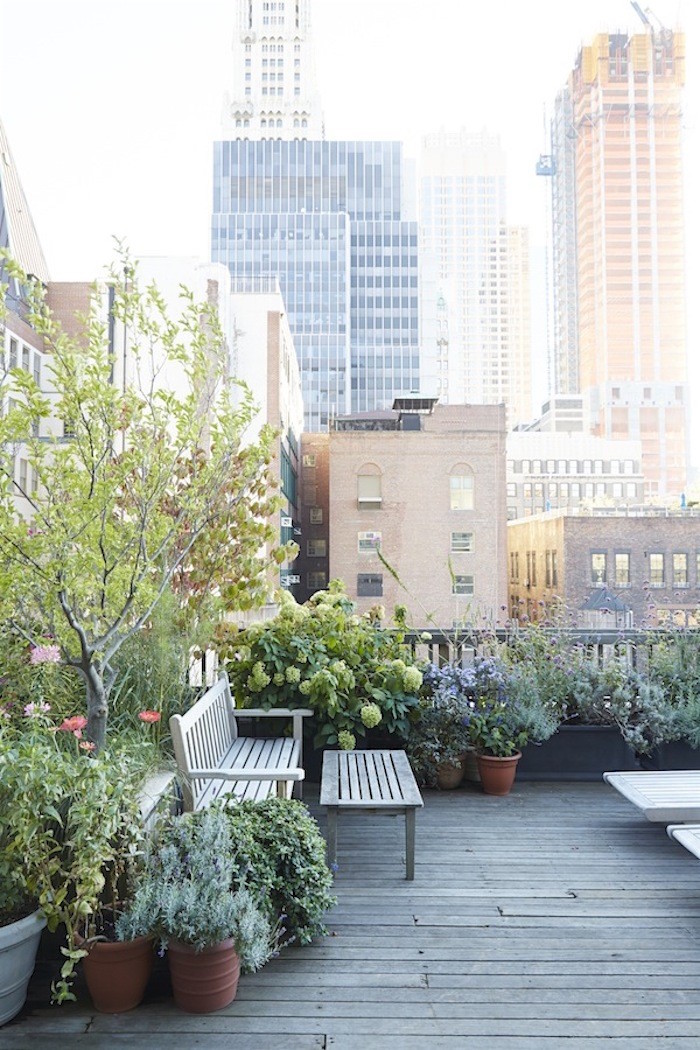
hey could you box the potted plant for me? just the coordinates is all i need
[464,657,529,796]
[222,798,336,945]
[116,808,276,1014]
[0,853,46,1027]
[0,705,152,1007]
[405,664,474,788]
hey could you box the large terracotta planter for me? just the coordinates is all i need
[0,909,46,1026]
[476,751,522,796]
[78,934,154,1013]
[168,938,240,1013]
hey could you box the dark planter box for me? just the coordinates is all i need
[303,728,404,784]
[518,725,639,782]
[642,741,700,771]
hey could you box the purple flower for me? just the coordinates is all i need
[30,645,61,665]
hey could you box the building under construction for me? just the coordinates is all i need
[544,10,688,498]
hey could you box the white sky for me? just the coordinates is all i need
[0,0,698,463]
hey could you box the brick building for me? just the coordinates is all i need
[298,399,507,626]
[507,508,700,627]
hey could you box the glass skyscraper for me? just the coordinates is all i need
[212,140,419,431]
[212,2,419,432]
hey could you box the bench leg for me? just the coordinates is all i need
[326,808,338,869]
[405,808,416,881]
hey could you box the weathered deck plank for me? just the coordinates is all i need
[4,781,700,1047]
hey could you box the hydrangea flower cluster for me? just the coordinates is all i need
[360,702,382,729]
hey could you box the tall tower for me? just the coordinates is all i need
[222,0,323,141]
[213,2,420,432]
[419,129,532,429]
[552,26,687,497]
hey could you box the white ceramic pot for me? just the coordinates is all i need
[0,910,46,1026]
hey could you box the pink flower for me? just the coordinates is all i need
[58,715,88,736]
[138,710,161,724]
[79,740,96,751]
[30,645,61,665]
[24,701,51,717]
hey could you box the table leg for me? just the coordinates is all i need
[405,808,416,880]
[326,808,338,868]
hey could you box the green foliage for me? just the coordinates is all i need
[0,624,83,724]
[216,582,422,747]
[649,632,700,746]
[117,809,275,971]
[0,249,290,749]
[107,588,199,751]
[0,714,147,1002]
[222,798,336,946]
[569,661,673,754]
[405,665,473,787]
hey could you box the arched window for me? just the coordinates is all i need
[357,464,382,507]
[449,465,474,510]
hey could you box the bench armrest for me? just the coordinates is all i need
[238,708,313,718]
[187,767,305,782]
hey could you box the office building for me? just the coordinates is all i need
[213,2,420,432]
[419,129,532,428]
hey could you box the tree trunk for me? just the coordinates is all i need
[82,662,108,752]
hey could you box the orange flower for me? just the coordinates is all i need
[59,715,88,735]
[138,710,161,724]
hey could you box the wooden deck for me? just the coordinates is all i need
[5,781,700,1048]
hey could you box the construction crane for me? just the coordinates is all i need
[630,1,671,36]
[630,1,651,26]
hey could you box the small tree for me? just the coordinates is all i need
[0,251,292,750]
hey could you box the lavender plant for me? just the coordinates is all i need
[116,809,275,970]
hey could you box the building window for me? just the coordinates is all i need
[21,346,30,371]
[357,472,381,507]
[530,551,537,586]
[9,338,18,368]
[357,573,383,597]
[307,571,327,592]
[358,531,381,553]
[673,553,689,587]
[649,552,664,587]
[18,457,28,493]
[450,475,474,510]
[33,356,41,386]
[510,551,519,582]
[615,552,630,586]
[551,551,558,588]
[451,532,474,553]
[591,552,607,585]
[302,454,316,468]
[307,539,326,558]
[452,574,474,596]
[309,507,323,525]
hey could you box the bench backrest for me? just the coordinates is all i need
[170,672,239,811]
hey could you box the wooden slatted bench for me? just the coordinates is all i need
[668,824,700,860]
[320,749,424,880]
[170,670,312,812]
[603,770,700,823]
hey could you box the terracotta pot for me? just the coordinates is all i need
[167,938,240,1013]
[476,751,522,796]
[78,933,153,1013]
[436,754,467,790]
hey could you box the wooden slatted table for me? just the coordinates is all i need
[320,749,424,880]
[604,770,700,823]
